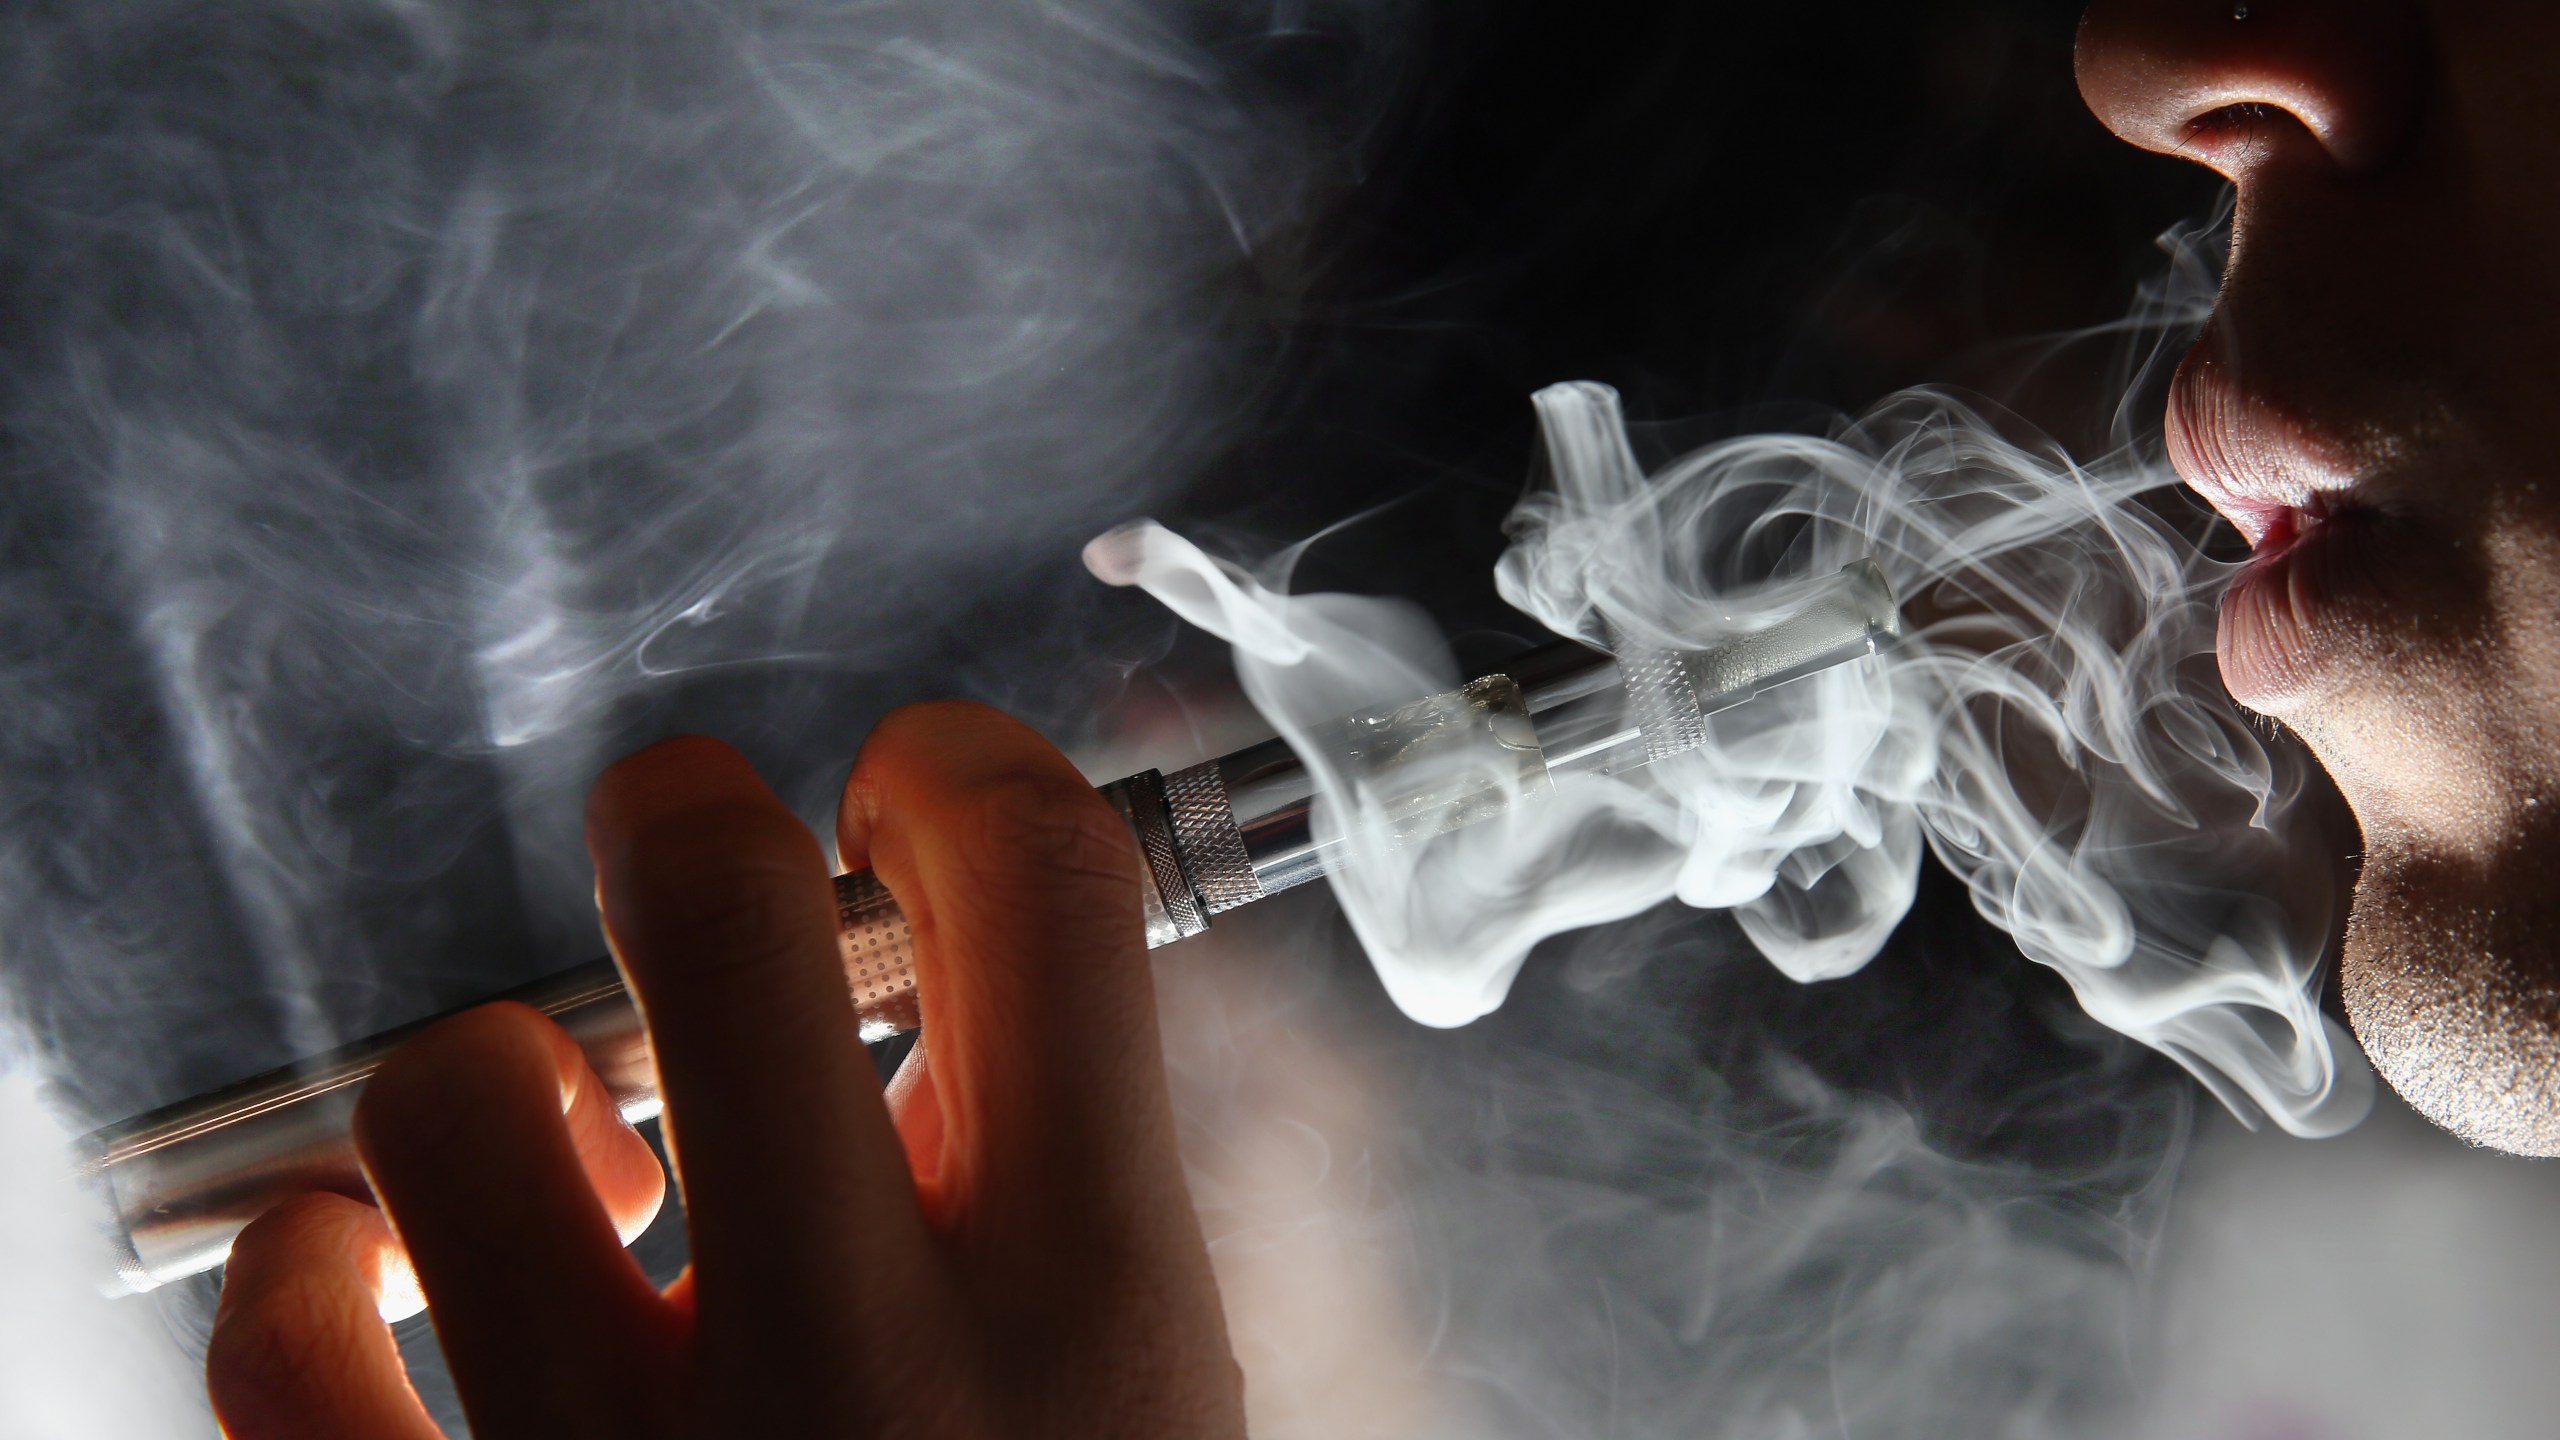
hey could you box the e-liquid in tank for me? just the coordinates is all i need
[77,558,1902,1295]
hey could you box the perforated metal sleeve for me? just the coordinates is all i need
[835,870,919,1042]
[1163,759,1263,914]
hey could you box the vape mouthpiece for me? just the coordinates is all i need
[76,558,1902,1295]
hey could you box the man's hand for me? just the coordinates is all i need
[203,704,1245,1437]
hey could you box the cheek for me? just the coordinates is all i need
[2477,498,2560,627]
[2283,458,2560,814]
[2459,505,2560,756]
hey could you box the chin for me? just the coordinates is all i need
[2340,851,2560,1157]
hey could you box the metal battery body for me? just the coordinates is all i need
[78,557,1902,1295]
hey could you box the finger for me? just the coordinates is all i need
[354,1003,673,1432]
[585,737,933,1347]
[661,1264,697,1317]
[883,1038,946,1215]
[553,1016,671,1247]
[207,1193,442,1440]
[836,703,1186,1234]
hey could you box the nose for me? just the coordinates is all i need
[2074,0,2424,177]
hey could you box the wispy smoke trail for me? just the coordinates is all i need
[1097,205,2371,1139]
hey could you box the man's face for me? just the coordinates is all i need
[2078,0,2560,1152]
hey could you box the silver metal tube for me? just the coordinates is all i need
[77,559,1900,1295]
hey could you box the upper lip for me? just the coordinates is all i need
[2165,321,2362,551]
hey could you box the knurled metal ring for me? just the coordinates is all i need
[1163,759,1263,915]
[1103,771,1207,946]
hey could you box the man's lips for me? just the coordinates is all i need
[2168,324,2380,709]
[2214,499,2378,708]
[2164,326,2362,552]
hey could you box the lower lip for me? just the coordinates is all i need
[2215,506,2374,711]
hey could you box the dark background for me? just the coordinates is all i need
[1191,0,2221,606]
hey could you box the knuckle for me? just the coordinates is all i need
[355,1006,553,1170]
[625,861,829,982]
[603,805,835,984]
[853,711,1157,949]
[884,776,1147,960]
[967,773,1132,869]
[953,778,1143,906]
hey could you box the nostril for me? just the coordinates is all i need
[2076,0,2423,176]
[2179,100,2301,162]
[2187,101,2278,140]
